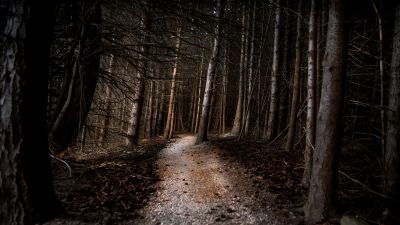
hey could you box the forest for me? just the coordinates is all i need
[1,0,400,224]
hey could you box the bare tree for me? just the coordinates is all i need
[164,26,182,139]
[286,0,303,151]
[48,0,102,152]
[266,0,282,140]
[305,0,349,223]
[126,9,152,147]
[243,0,257,136]
[219,43,229,134]
[231,5,247,136]
[303,0,318,186]
[195,0,226,144]
[194,52,205,133]
[98,54,115,146]
[0,0,62,223]
[384,2,400,222]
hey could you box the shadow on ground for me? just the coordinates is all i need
[46,138,167,224]
[209,136,306,221]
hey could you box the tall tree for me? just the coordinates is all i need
[277,0,290,134]
[243,0,257,136]
[316,0,327,109]
[266,0,282,140]
[371,0,387,162]
[384,2,400,223]
[164,26,182,139]
[303,0,318,186]
[286,0,303,151]
[219,42,229,134]
[195,0,226,144]
[305,0,349,223]
[231,5,247,136]
[98,54,115,146]
[48,0,102,152]
[126,8,152,147]
[194,52,204,133]
[0,0,62,223]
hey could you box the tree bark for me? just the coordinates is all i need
[164,26,182,139]
[152,78,160,136]
[190,75,197,132]
[98,54,114,146]
[195,0,226,144]
[286,0,303,151]
[384,2,400,222]
[126,11,152,147]
[303,0,318,186]
[0,0,62,223]
[244,0,256,136]
[194,52,204,133]
[305,0,348,223]
[266,0,282,140]
[371,0,386,162]
[277,0,290,134]
[231,5,246,136]
[145,79,154,138]
[316,0,327,110]
[220,43,229,134]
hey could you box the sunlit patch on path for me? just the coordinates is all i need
[137,135,294,225]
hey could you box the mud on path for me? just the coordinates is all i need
[137,135,301,225]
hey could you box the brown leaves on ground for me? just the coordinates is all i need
[211,136,385,224]
[50,138,166,224]
[210,137,306,217]
[47,135,383,225]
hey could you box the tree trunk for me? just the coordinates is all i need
[207,81,216,131]
[191,66,198,132]
[146,80,154,138]
[152,78,160,137]
[220,43,229,134]
[164,26,182,139]
[126,12,152,147]
[371,0,386,162]
[316,0,327,110]
[98,54,114,146]
[48,0,101,152]
[194,52,204,133]
[156,80,166,135]
[257,6,273,139]
[384,2,400,222]
[277,0,290,134]
[286,0,303,151]
[169,100,176,138]
[195,0,226,144]
[305,0,348,223]
[231,5,246,136]
[266,0,282,140]
[303,0,318,186]
[0,1,62,223]
[244,0,257,137]
[190,76,197,132]
[80,125,87,152]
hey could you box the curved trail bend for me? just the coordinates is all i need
[138,135,297,225]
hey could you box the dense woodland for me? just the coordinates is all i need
[1,0,400,224]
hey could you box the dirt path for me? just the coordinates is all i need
[137,135,298,225]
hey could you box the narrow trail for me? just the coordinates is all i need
[137,135,295,225]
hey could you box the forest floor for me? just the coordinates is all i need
[45,134,380,225]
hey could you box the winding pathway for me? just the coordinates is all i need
[137,135,297,225]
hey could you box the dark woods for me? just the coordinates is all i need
[0,0,399,224]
